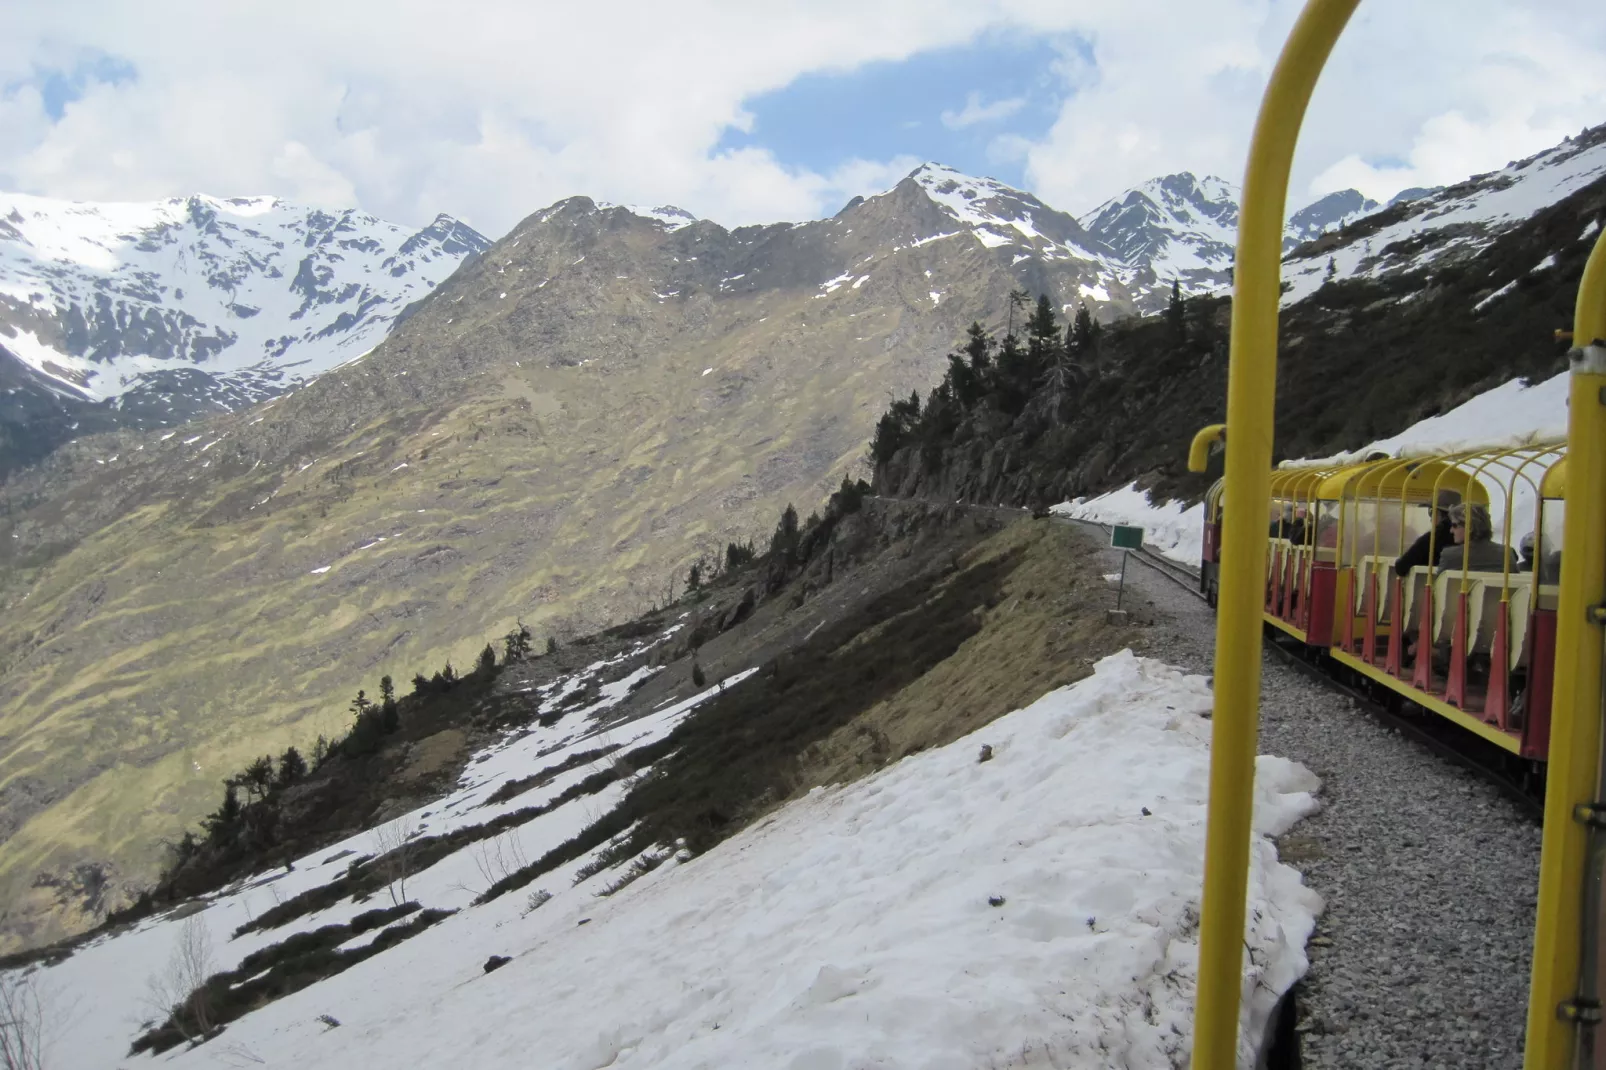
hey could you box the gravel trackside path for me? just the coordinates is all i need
[1101,539,1543,1069]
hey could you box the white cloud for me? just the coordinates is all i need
[941,92,1027,130]
[1303,10,1606,202]
[1,1,1603,236]
[1021,1,1606,216]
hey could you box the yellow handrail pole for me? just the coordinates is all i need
[1189,423,1227,473]
[1189,3,1359,1067]
[1525,224,1606,1069]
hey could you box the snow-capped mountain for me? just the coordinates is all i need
[1077,174,1383,305]
[906,163,1111,258]
[1281,121,1606,305]
[0,192,488,446]
[1077,174,1240,300]
[1286,189,1381,244]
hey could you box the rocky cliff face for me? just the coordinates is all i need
[0,193,489,477]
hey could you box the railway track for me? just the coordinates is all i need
[1061,516,1545,822]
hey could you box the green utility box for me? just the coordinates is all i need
[1110,525,1144,550]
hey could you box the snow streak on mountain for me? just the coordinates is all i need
[898,164,1392,313]
[1281,123,1606,305]
[0,193,489,411]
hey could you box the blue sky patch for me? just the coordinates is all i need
[716,33,1084,190]
[17,51,138,121]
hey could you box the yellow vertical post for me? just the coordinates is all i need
[1189,2,1358,1068]
[1525,226,1606,1069]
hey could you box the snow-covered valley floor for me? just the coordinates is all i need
[12,651,1319,1070]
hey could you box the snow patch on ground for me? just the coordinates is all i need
[1054,487,1207,569]
[26,649,1321,1070]
[169,655,1319,1069]
[1473,279,1517,312]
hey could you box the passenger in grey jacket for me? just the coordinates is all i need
[1436,503,1516,575]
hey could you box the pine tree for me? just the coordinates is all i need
[963,321,994,381]
[276,746,307,788]
[546,636,559,655]
[344,688,385,755]
[834,474,865,514]
[687,561,702,591]
[871,411,907,466]
[725,541,755,571]
[477,643,497,675]
[503,622,533,663]
[1069,305,1101,363]
[240,755,275,801]
[1005,288,1031,338]
[204,786,243,842]
[1166,281,1187,346]
[1024,294,1063,388]
[692,662,707,688]
[946,353,979,408]
[379,674,400,734]
[994,332,1031,415]
[771,504,800,562]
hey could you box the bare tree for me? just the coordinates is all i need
[0,971,48,1070]
[144,915,217,1044]
[370,818,420,907]
[470,830,530,891]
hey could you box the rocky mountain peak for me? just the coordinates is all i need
[1078,171,1241,298]
[900,163,1106,256]
[1286,188,1380,243]
[1387,186,1443,207]
[398,212,493,258]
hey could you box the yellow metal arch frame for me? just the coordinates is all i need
[1190,0,1606,1066]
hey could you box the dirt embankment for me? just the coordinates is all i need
[795,516,1140,789]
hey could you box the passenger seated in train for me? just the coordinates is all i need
[1436,503,1516,575]
[1517,533,1541,573]
[1287,503,1308,545]
[1267,503,1308,544]
[1393,496,1457,577]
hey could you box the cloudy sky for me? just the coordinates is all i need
[4,1,1605,237]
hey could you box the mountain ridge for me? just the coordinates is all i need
[0,120,1600,954]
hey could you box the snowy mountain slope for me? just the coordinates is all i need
[908,163,1112,258]
[11,651,1320,1070]
[1078,175,1379,304]
[1079,173,1241,295]
[1281,120,1606,305]
[847,162,1137,310]
[1286,189,1380,244]
[0,191,489,418]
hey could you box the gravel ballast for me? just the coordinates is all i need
[1101,538,1544,1069]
